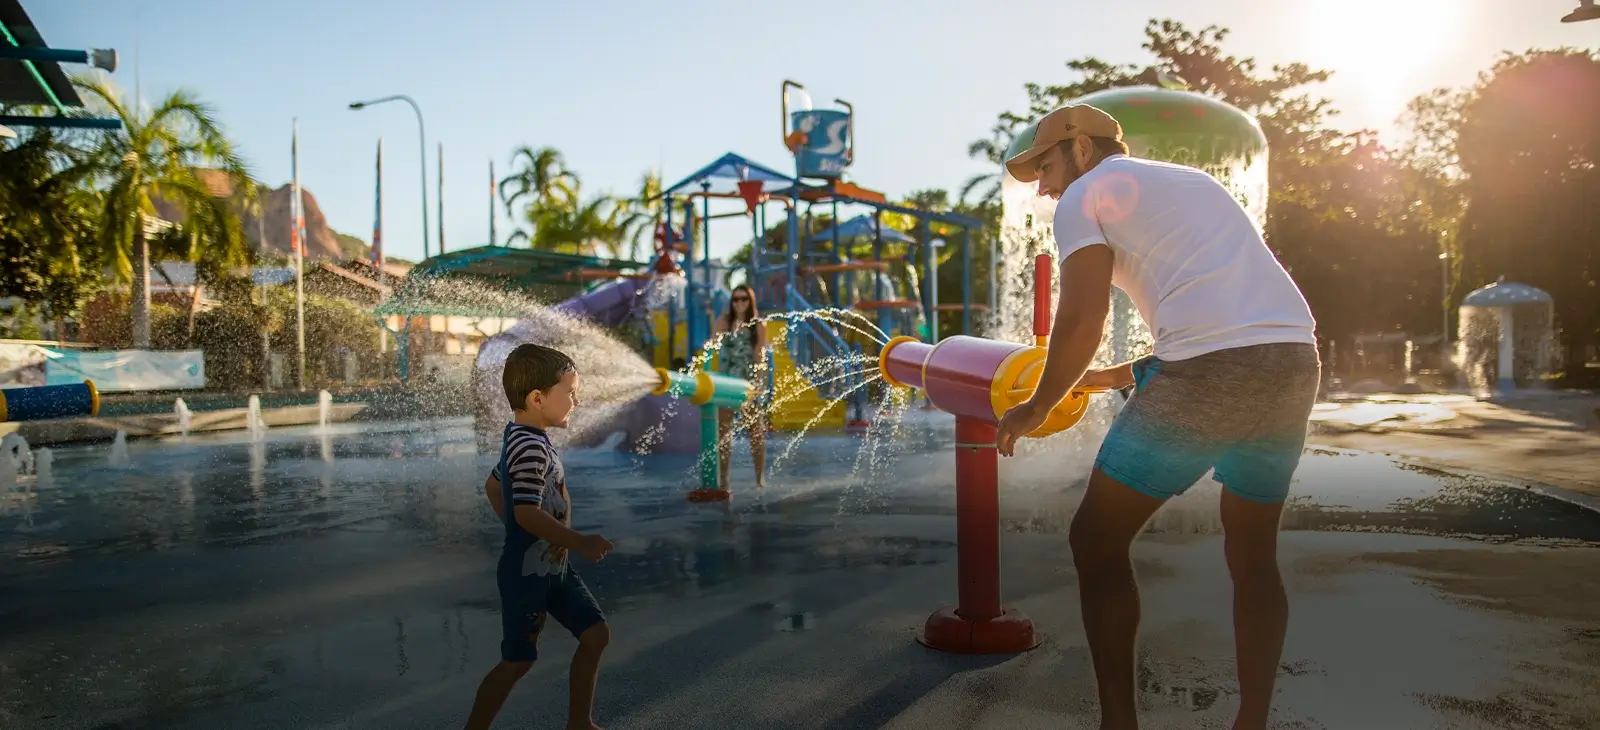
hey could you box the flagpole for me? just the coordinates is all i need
[437,142,446,254]
[292,118,307,391]
[488,157,496,246]
[375,136,387,355]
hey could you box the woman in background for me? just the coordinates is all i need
[712,284,768,487]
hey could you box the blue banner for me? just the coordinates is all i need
[790,109,851,179]
[44,349,206,391]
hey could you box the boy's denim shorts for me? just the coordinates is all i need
[498,567,605,662]
[1094,342,1321,504]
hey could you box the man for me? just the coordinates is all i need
[994,105,1321,730]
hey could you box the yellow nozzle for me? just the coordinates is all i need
[878,336,921,389]
[689,370,716,405]
[650,367,672,396]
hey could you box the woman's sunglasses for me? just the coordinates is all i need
[731,295,750,302]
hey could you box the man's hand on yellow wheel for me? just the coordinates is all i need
[995,401,1049,457]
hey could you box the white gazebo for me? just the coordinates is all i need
[1458,278,1555,393]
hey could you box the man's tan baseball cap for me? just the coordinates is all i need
[1004,105,1123,183]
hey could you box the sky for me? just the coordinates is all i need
[31,0,1595,264]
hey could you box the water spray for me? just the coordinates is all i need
[876,254,1106,654]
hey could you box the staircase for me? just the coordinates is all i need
[765,320,846,430]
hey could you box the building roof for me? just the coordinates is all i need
[0,0,81,109]
[408,245,645,287]
[375,246,647,317]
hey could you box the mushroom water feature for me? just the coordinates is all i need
[875,253,1109,654]
[1457,278,1557,394]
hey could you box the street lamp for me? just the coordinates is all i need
[1564,1,1600,22]
[349,95,431,259]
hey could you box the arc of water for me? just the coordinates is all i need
[766,373,884,477]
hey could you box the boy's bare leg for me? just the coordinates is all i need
[1220,490,1288,730]
[1069,469,1166,730]
[464,660,531,730]
[567,622,611,730]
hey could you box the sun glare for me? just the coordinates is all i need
[1301,0,1459,117]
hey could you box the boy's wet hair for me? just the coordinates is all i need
[503,343,576,411]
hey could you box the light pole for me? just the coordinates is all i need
[349,95,430,260]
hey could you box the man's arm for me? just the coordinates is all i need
[1081,360,1137,390]
[1026,245,1114,410]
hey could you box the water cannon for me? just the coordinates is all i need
[876,254,1106,436]
[0,381,100,423]
[651,367,750,410]
[879,253,1109,656]
[650,367,753,502]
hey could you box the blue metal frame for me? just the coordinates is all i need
[0,114,121,130]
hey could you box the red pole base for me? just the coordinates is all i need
[916,416,1039,655]
[919,606,1039,654]
[845,418,871,431]
[686,489,731,503]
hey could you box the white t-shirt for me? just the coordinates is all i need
[1053,154,1316,362]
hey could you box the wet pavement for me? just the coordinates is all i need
[2,410,1598,729]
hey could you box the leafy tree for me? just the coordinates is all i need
[499,145,578,246]
[76,77,255,349]
[613,169,663,262]
[1406,49,1600,378]
[0,126,105,319]
[969,18,1455,370]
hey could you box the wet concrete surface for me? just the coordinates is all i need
[1,412,1598,729]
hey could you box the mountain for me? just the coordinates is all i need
[153,169,363,262]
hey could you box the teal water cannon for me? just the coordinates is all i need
[651,367,750,410]
[650,367,753,501]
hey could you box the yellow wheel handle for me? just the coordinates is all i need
[989,347,1107,438]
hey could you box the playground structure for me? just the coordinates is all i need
[449,81,993,491]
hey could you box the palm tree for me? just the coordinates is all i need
[499,145,578,245]
[960,117,1024,208]
[613,169,663,261]
[508,181,623,257]
[77,77,254,348]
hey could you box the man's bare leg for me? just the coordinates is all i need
[1069,469,1167,730]
[567,622,610,730]
[464,660,531,730]
[1219,490,1288,730]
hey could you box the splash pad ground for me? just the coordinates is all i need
[2,412,1599,729]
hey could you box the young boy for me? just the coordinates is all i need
[465,343,615,730]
